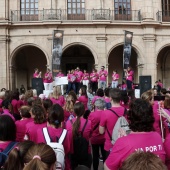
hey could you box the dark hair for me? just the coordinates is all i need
[43,99,53,112]
[23,143,56,170]
[121,90,129,105]
[12,91,19,100]
[0,115,16,141]
[20,106,31,118]
[96,88,104,97]
[80,86,88,98]
[68,91,77,101]
[127,89,135,101]
[73,102,85,138]
[104,88,110,97]
[109,88,121,103]
[120,151,167,170]
[4,90,13,101]
[164,98,170,109]
[127,99,154,132]
[33,97,42,105]
[4,141,35,170]
[2,99,11,109]
[27,97,35,107]
[160,88,167,95]
[75,165,90,170]
[48,104,64,128]
[31,104,46,124]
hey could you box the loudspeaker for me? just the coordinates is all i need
[32,78,44,96]
[139,76,151,96]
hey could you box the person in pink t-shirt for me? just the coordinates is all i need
[125,66,134,90]
[74,67,83,94]
[99,66,108,90]
[15,106,33,142]
[90,69,99,94]
[164,133,170,169]
[56,70,65,95]
[35,104,72,170]
[78,86,88,110]
[104,99,166,170]
[43,68,53,90]
[24,104,47,142]
[67,69,76,94]
[66,102,92,169]
[33,68,41,78]
[88,98,105,170]
[82,70,89,91]
[50,86,65,107]
[112,70,119,88]
[99,88,125,161]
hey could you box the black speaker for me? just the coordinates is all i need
[139,76,151,96]
[32,78,44,96]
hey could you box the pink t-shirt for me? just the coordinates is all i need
[56,73,64,77]
[15,118,33,142]
[33,73,39,78]
[0,141,12,151]
[68,73,76,83]
[100,106,125,151]
[88,110,105,144]
[44,72,53,83]
[92,96,104,105]
[106,132,166,170]
[78,95,88,110]
[112,73,119,81]
[99,70,108,81]
[75,71,83,82]
[82,73,89,80]
[11,99,19,114]
[66,117,92,153]
[164,133,170,169]
[50,96,65,107]
[24,121,47,142]
[17,100,24,110]
[90,73,98,82]
[126,70,134,81]
[2,109,15,122]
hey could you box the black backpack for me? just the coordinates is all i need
[70,119,89,163]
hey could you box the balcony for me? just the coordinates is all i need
[11,9,141,22]
[156,11,170,22]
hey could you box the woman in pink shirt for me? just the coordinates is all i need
[82,70,89,91]
[66,102,92,169]
[50,86,65,107]
[112,70,119,88]
[104,99,166,170]
[90,69,98,94]
[33,68,41,78]
[56,70,65,95]
[125,66,134,90]
[43,68,53,90]
[78,86,88,110]
[88,98,105,170]
[24,104,47,142]
[15,106,33,142]
[66,69,76,94]
[35,104,71,170]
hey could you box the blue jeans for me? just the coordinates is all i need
[66,82,76,94]
[99,81,106,90]
[126,80,132,90]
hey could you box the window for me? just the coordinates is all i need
[114,0,131,14]
[21,0,38,15]
[67,0,85,20]
[162,0,170,11]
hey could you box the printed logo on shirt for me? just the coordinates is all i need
[135,145,163,152]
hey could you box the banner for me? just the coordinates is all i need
[52,30,64,77]
[123,31,133,70]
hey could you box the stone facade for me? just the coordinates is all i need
[0,0,170,90]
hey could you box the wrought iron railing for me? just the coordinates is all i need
[11,9,141,22]
[156,11,170,22]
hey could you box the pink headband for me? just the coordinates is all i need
[33,155,41,160]
[15,146,19,151]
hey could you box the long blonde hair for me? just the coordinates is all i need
[63,95,75,113]
[52,86,61,99]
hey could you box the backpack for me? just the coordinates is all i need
[70,119,89,164]
[107,109,130,145]
[43,128,67,170]
[0,142,18,167]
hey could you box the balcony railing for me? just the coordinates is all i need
[156,11,170,22]
[11,9,141,22]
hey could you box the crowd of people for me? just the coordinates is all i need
[1,65,170,170]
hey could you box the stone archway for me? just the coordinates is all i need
[61,44,95,74]
[157,46,170,88]
[10,45,47,90]
[108,45,138,85]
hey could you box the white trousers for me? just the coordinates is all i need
[44,82,53,91]
[83,80,89,90]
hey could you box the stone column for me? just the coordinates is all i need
[9,65,16,91]
[142,0,154,20]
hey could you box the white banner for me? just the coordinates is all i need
[54,76,68,85]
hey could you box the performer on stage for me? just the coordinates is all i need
[66,69,76,94]
[112,70,119,88]
[90,69,98,94]
[98,66,108,90]
[33,68,41,78]
[43,68,53,90]
[82,69,89,91]
[125,66,134,90]
[74,67,83,94]
[56,70,65,95]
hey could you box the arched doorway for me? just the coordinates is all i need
[108,45,138,85]
[61,45,95,74]
[157,46,170,88]
[11,45,47,90]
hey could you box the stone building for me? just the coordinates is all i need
[0,0,170,90]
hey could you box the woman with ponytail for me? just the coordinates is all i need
[23,143,56,170]
[4,141,35,170]
[35,104,71,170]
[66,102,92,169]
